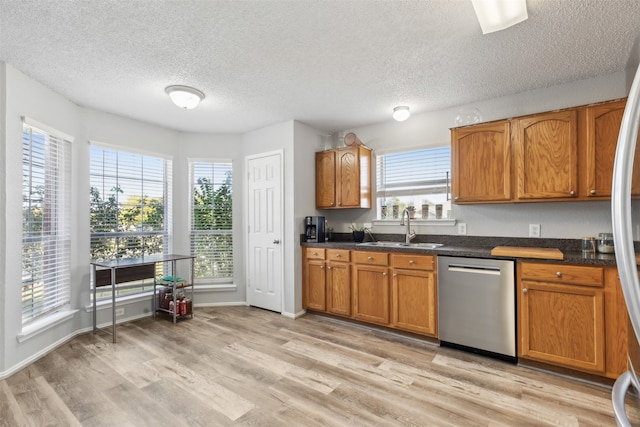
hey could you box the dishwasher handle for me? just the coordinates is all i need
[447,263,501,275]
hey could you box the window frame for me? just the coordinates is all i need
[21,117,73,325]
[374,145,454,223]
[189,158,234,285]
[89,142,173,300]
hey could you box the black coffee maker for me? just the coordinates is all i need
[305,216,325,243]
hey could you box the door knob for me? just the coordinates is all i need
[273,239,280,244]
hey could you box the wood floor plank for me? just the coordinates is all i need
[3,306,640,426]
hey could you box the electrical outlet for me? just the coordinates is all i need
[529,224,541,238]
[458,223,467,235]
[115,307,125,317]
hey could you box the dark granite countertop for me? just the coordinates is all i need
[301,233,624,267]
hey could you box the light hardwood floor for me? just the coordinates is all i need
[1,306,639,426]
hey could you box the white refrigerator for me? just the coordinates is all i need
[612,61,640,426]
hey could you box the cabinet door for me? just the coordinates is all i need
[584,100,640,198]
[305,260,326,311]
[514,110,578,200]
[315,151,336,208]
[336,147,361,208]
[519,280,605,373]
[327,262,351,317]
[392,268,437,336]
[451,121,511,203]
[354,264,390,325]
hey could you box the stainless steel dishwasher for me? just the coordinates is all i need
[437,255,516,361]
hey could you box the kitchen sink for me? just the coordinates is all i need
[356,241,443,249]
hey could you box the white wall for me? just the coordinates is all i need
[0,62,7,370]
[293,121,326,314]
[326,71,631,239]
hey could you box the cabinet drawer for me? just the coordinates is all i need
[520,262,604,287]
[327,249,350,262]
[306,248,326,260]
[353,251,389,266]
[392,254,434,271]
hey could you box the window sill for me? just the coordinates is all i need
[193,283,237,292]
[18,309,79,343]
[372,219,457,227]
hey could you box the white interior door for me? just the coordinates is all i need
[246,151,283,312]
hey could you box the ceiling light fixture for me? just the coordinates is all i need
[393,106,411,122]
[165,85,205,109]
[471,0,528,35]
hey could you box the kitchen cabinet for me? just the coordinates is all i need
[353,250,390,325]
[451,120,511,203]
[513,110,578,201]
[315,146,372,209]
[326,249,351,317]
[303,248,326,311]
[391,253,437,336]
[581,99,640,198]
[518,261,606,374]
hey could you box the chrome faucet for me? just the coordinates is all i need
[400,208,416,244]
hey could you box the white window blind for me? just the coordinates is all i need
[90,145,172,298]
[190,161,233,282]
[376,146,451,219]
[21,120,72,324]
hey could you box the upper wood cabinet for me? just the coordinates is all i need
[451,120,511,203]
[451,98,633,204]
[315,146,372,209]
[513,110,578,201]
[581,99,640,198]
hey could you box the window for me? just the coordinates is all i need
[21,118,72,324]
[190,160,233,283]
[90,145,172,298]
[376,146,451,220]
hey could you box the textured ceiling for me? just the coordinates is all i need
[1,0,640,134]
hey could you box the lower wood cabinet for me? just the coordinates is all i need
[304,248,326,311]
[303,247,437,337]
[353,251,390,325]
[517,261,630,378]
[391,254,437,336]
[326,249,351,317]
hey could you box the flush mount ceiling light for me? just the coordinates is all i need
[392,106,411,122]
[471,0,528,35]
[165,85,205,109]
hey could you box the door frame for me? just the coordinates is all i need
[244,149,285,312]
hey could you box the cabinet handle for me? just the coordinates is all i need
[273,239,280,244]
[454,196,459,201]
[409,260,414,264]
[393,273,397,277]
[569,190,576,196]
[590,189,597,195]
[368,256,373,260]
[383,272,387,277]
[335,254,341,258]
[556,271,562,278]
[320,265,324,269]
[338,202,342,206]
[523,288,528,294]
[313,252,318,256]
[328,266,332,270]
